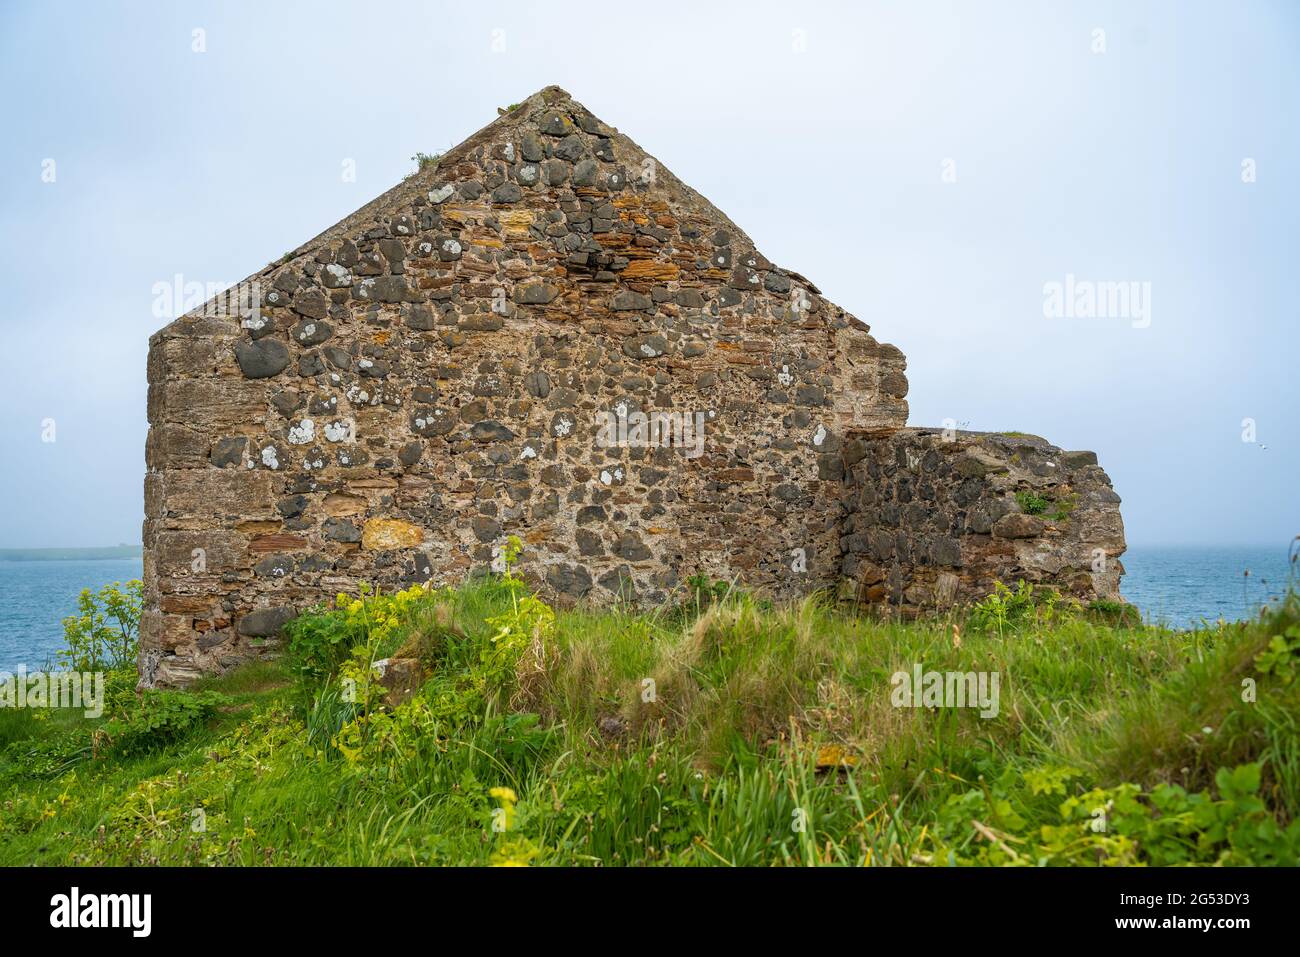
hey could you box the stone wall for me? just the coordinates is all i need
[142,86,1127,688]
[140,86,911,687]
[838,428,1126,613]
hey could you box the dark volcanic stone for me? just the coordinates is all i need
[236,606,296,637]
[235,338,290,378]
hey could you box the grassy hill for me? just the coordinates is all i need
[2,560,1298,866]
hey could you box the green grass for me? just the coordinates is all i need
[1015,490,1049,515]
[407,152,441,178]
[2,575,1298,866]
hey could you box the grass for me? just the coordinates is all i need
[1013,490,1076,523]
[1015,490,1049,515]
[408,152,441,177]
[2,574,1298,866]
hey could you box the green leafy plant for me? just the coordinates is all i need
[59,580,142,671]
[1015,491,1049,515]
[681,574,767,616]
[96,690,231,757]
[1255,623,1300,685]
[685,574,731,604]
[930,761,1300,866]
[285,582,425,695]
[970,580,1037,633]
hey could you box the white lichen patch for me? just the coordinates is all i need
[261,446,280,469]
[324,420,352,443]
[288,419,315,445]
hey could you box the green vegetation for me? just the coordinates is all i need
[410,151,441,174]
[97,690,233,758]
[1086,598,1143,627]
[59,579,142,671]
[2,552,1298,866]
[1015,490,1049,515]
[1048,492,1078,523]
[1013,490,1076,523]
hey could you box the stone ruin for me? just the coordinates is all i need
[141,86,1126,687]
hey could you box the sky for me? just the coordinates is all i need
[0,0,1295,549]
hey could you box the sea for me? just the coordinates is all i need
[0,546,1294,671]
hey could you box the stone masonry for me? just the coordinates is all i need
[141,86,1124,687]
[839,429,1125,613]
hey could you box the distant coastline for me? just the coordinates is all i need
[0,545,142,562]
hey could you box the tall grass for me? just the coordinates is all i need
[2,576,1297,866]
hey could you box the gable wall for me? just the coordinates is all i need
[140,89,910,686]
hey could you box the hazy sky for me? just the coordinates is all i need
[1,0,1295,549]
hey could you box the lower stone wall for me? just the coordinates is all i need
[140,413,1127,687]
[838,428,1126,612]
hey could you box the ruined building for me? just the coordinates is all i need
[142,86,1125,686]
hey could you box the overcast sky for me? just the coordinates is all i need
[1,0,1295,549]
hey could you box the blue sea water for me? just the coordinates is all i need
[0,547,1293,670]
[1120,545,1295,630]
[0,558,142,671]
